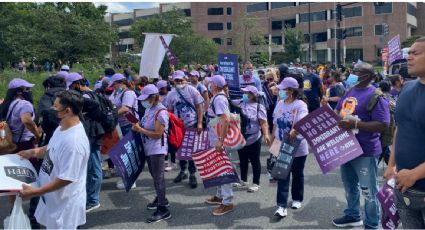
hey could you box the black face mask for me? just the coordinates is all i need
[22,91,33,103]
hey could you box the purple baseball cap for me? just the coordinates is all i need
[241,85,259,96]
[156,80,168,90]
[138,84,159,101]
[172,70,186,80]
[210,75,226,88]
[8,78,35,89]
[108,73,126,87]
[94,81,102,90]
[56,71,69,79]
[65,72,83,89]
[189,70,200,78]
[277,77,299,90]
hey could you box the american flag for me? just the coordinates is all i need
[192,148,235,180]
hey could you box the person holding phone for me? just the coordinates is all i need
[131,84,171,223]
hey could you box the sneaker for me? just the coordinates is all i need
[248,184,260,193]
[205,196,223,205]
[146,207,171,223]
[232,180,248,189]
[332,215,363,228]
[86,203,100,213]
[173,172,188,183]
[147,197,170,210]
[189,174,198,188]
[212,204,234,216]
[291,201,302,209]
[274,207,287,217]
[116,180,136,190]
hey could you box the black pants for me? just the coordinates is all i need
[237,138,262,185]
[180,160,196,174]
[267,104,275,134]
[276,156,307,208]
[165,146,176,164]
[147,155,167,205]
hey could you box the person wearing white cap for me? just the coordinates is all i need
[270,77,309,218]
[204,75,234,216]
[233,85,270,193]
[189,70,210,112]
[166,70,204,188]
[132,84,171,223]
[60,64,70,72]
[0,78,41,228]
[108,73,139,189]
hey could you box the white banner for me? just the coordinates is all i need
[0,154,38,192]
[139,33,174,79]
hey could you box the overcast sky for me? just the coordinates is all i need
[94,2,160,13]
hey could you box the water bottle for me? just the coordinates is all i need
[0,122,6,139]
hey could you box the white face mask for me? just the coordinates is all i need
[176,83,186,89]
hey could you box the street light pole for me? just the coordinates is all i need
[308,2,312,63]
[336,3,342,67]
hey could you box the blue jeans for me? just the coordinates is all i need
[276,156,307,208]
[340,156,380,228]
[215,151,233,205]
[86,143,102,206]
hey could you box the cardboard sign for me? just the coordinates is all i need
[294,106,364,174]
[388,35,403,65]
[218,53,241,99]
[0,154,38,192]
[108,131,145,192]
[192,148,239,188]
[176,128,209,160]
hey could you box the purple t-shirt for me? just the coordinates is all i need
[167,85,204,128]
[192,82,207,95]
[336,86,390,156]
[159,94,168,108]
[273,99,309,157]
[389,88,400,98]
[140,103,169,156]
[240,102,267,146]
[7,99,35,143]
[109,90,138,127]
[207,93,229,147]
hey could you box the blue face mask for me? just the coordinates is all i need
[242,94,249,102]
[141,100,152,109]
[208,84,212,93]
[279,90,287,100]
[302,69,308,76]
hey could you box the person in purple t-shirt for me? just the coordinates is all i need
[333,62,390,229]
[389,74,404,99]
[189,70,210,112]
[233,85,270,193]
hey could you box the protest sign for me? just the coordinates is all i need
[108,131,145,192]
[270,132,302,180]
[0,154,38,192]
[139,33,174,79]
[294,106,363,174]
[177,128,209,160]
[218,53,241,99]
[159,35,178,66]
[192,148,239,188]
[388,35,403,65]
[377,179,400,230]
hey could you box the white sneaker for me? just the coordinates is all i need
[247,184,260,193]
[116,180,136,190]
[291,201,302,209]
[274,207,287,217]
[232,180,248,189]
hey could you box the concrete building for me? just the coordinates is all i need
[106,2,424,64]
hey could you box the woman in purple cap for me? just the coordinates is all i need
[233,85,271,193]
[0,78,42,228]
[270,77,309,219]
[132,84,171,223]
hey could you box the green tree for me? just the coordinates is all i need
[282,27,306,63]
[0,2,117,66]
[401,35,422,48]
[231,14,268,63]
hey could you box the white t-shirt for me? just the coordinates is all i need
[35,122,90,229]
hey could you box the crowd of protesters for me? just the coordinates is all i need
[1,36,425,229]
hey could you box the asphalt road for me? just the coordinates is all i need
[1,145,387,229]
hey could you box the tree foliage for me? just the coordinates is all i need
[282,27,306,63]
[0,2,117,66]
[130,8,218,76]
[401,35,422,48]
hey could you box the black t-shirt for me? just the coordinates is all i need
[328,83,346,109]
[303,73,322,112]
[395,80,425,190]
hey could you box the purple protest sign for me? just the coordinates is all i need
[108,131,145,192]
[294,106,364,174]
[388,35,403,65]
[177,128,209,160]
[377,179,400,230]
[160,35,178,66]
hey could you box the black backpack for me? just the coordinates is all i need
[86,91,118,133]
